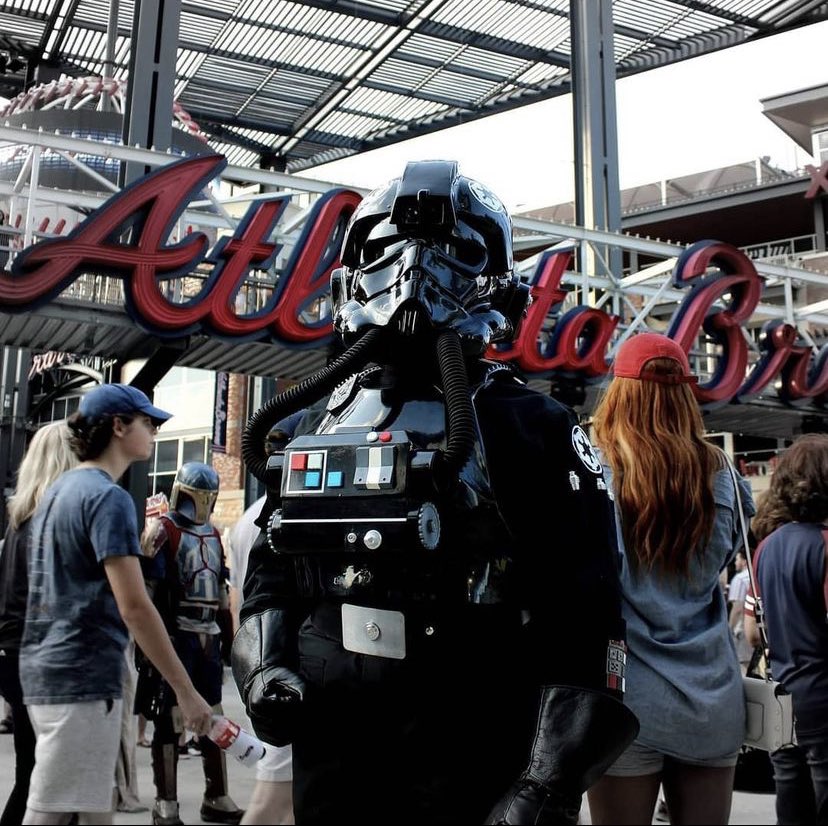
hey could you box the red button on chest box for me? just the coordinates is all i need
[290,452,307,471]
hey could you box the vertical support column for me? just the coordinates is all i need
[120,0,182,185]
[0,347,32,536]
[813,197,826,252]
[22,146,41,250]
[570,0,623,294]
[100,0,120,112]
[119,1,182,528]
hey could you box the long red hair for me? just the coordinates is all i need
[591,358,721,578]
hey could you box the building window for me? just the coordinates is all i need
[815,129,828,164]
[31,394,81,426]
[148,436,211,500]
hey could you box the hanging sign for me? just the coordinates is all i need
[1,155,827,409]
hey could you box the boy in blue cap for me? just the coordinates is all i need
[20,383,213,826]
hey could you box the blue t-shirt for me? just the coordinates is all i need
[604,462,755,760]
[756,521,828,745]
[20,467,142,704]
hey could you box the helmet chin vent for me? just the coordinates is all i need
[396,305,424,336]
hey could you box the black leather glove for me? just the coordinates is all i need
[231,608,305,746]
[486,778,580,826]
[485,686,639,825]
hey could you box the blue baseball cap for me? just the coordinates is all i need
[79,383,173,426]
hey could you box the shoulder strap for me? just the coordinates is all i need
[720,449,771,658]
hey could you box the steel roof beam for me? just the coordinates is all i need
[510,0,676,47]
[416,21,570,66]
[387,49,535,86]
[275,0,408,28]
[184,118,276,151]
[181,110,291,139]
[39,0,83,61]
[667,0,761,25]
[761,0,827,28]
[177,44,343,82]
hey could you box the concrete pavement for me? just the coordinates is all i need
[0,669,778,824]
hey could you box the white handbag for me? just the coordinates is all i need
[742,672,796,753]
[723,453,797,753]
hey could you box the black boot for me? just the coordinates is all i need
[485,686,640,825]
[200,737,244,824]
[151,741,183,826]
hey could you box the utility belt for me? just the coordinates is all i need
[301,596,526,665]
[305,552,514,608]
[178,602,218,624]
[297,553,522,664]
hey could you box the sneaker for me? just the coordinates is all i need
[200,795,244,824]
[0,716,13,735]
[186,737,202,756]
[177,743,191,759]
[655,798,669,823]
[152,799,184,826]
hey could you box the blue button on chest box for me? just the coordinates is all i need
[326,470,344,488]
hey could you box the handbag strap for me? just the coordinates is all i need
[720,450,772,660]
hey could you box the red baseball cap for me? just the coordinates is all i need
[613,333,697,385]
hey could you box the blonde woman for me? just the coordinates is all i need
[586,333,754,826]
[0,421,78,826]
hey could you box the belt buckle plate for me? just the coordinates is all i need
[341,603,406,660]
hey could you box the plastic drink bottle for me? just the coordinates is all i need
[207,715,267,767]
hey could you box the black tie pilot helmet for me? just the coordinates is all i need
[169,462,220,524]
[330,160,530,355]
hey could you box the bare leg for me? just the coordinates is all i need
[115,644,145,811]
[78,811,114,825]
[138,714,149,746]
[662,762,735,825]
[587,773,661,825]
[241,780,294,825]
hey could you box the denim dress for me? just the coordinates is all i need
[604,463,753,761]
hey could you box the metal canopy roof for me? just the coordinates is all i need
[1,0,827,173]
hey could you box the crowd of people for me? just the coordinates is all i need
[0,163,825,826]
[0,376,828,826]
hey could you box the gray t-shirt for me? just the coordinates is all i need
[21,467,142,704]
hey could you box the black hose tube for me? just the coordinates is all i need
[242,328,383,483]
[435,330,477,477]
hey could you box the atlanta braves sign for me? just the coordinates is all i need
[1,154,826,409]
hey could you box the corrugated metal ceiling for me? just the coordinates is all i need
[0,0,825,172]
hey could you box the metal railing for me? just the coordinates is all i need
[741,234,819,265]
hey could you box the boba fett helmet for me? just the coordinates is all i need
[169,462,220,524]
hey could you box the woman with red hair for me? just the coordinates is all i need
[587,333,754,825]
